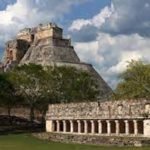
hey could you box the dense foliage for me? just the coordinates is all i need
[0,73,20,116]
[115,60,150,100]
[0,64,99,121]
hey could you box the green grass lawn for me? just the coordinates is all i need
[0,134,149,150]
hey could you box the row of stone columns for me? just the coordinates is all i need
[54,119,142,136]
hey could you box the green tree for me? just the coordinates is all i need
[10,64,48,122]
[8,64,99,122]
[45,66,99,103]
[115,60,150,100]
[0,72,19,117]
[34,66,99,119]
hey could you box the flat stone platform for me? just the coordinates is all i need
[33,132,150,147]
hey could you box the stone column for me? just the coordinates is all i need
[70,120,74,133]
[63,120,67,133]
[84,120,88,134]
[124,120,129,135]
[52,120,55,132]
[46,120,53,132]
[106,120,111,135]
[56,120,60,132]
[133,120,138,135]
[115,120,119,135]
[91,120,95,134]
[77,120,81,133]
[144,119,150,137]
[98,120,102,134]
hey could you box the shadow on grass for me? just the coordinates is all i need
[0,115,45,135]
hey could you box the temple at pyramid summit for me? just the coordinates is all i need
[2,23,113,99]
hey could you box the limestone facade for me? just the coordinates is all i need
[17,23,62,41]
[46,99,150,137]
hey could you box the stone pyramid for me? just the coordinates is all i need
[3,23,113,99]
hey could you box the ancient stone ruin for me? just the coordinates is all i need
[45,99,150,146]
[2,23,112,99]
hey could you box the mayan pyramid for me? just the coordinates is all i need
[3,23,113,99]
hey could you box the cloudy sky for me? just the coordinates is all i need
[0,0,150,89]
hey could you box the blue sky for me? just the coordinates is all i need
[60,0,111,25]
[0,0,150,88]
[0,0,16,10]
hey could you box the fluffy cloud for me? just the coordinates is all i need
[74,33,150,89]
[70,0,150,88]
[69,6,112,31]
[70,0,150,38]
[69,6,112,42]
[103,0,150,37]
[0,0,88,47]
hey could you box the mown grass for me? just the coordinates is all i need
[0,134,149,150]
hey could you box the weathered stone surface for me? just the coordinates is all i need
[3,39,30,64]
[33,132,150,147]
[46,99,150,120]
[20,43,80,65]
[2,39,30,71]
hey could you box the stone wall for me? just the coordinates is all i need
[17,33,33,43]
[35,29,53,40]
[46,99,150,120]
[33,132,150,147]
[52,27,63,39]
[0,107,42,121]
[17,23,63,41]
[53,38,71,47]
[20,46,80,65]
[3,39,30,65]
[35,25,62,40]
[36,38,70,47]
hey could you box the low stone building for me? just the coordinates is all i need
[46,99,150,138]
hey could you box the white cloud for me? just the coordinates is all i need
[74,33,150,88]
[0,0,88,46]
[69,6,112,31]
[69,19,91,31]
[69,0,150,89]
[108,51,142,74]
[102,0,150,37]
[74,41,104,64]
[70,0,150,40]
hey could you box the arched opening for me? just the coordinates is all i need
[66,120,70,132]
[110,121,116,134]
[94,120,98,133]
[73,120,78,133]
[53,120,57,132]
[9,50,13,61]
[31,34,34,41]
[129,120,134,134]
[102,120,107,134]
[80,120,84,133]
[87,120,92,133]
[59,121,63,132]
[137,120,144,134]
[119,120,125,134]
